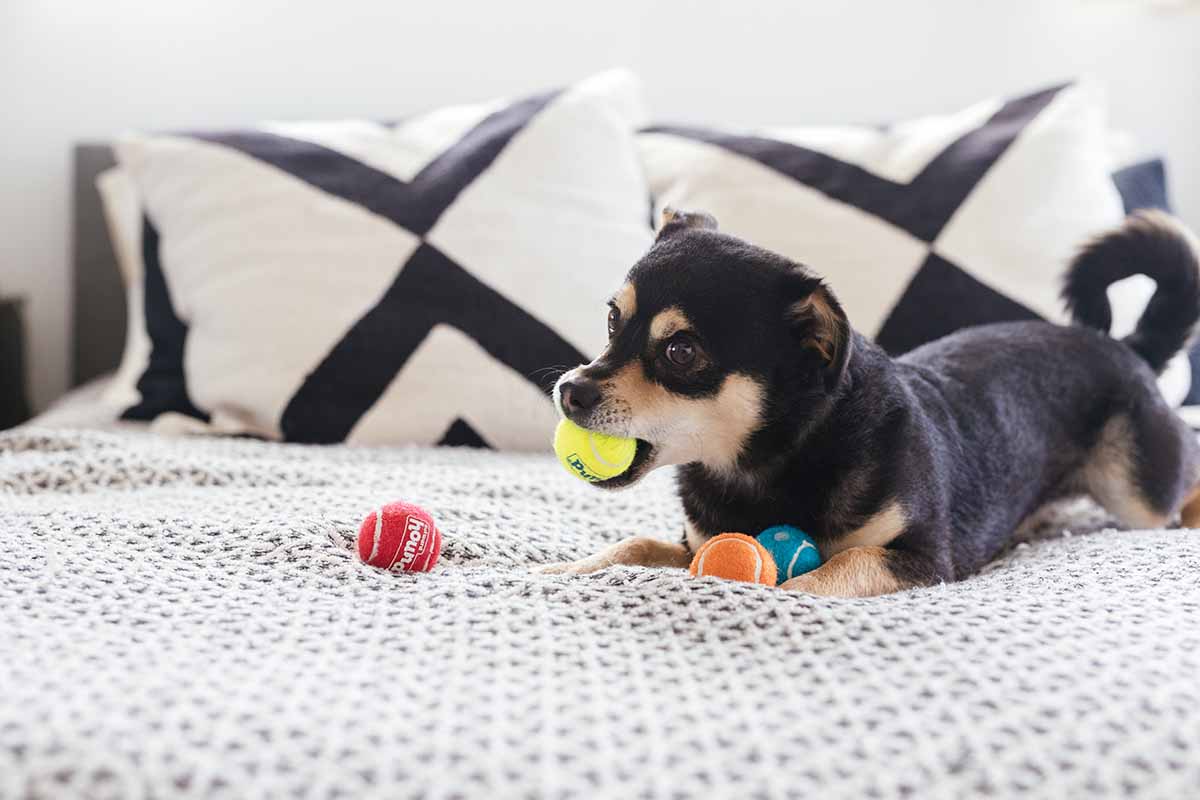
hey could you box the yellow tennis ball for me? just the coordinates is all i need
[553,419,637,483]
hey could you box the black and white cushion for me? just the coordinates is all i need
[639,82,1191,404]
[114,70,652,449]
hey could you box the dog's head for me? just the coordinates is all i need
[553,208,852,489]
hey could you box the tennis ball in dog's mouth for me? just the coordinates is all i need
[553,419,637,483]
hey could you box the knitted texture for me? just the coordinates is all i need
[2,426,1199,799]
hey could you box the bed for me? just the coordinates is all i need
[3,138,1200,798]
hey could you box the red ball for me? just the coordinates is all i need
[356,502,441,573]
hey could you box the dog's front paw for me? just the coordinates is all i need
[777,574,814,593]
[535,555,611,576]
[536,537,691,576]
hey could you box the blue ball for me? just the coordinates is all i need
[756,525,822,584]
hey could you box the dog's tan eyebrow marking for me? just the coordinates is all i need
[612,283,637,320]
[649,307,693,342]
[824,501,907,557]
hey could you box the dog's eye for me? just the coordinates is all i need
[666,336,696,367]
[607,306,620,338]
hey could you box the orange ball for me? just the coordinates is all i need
[689,533,777,586]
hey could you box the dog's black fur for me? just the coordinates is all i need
[551,209,1200,593]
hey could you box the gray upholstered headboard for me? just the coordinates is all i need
[72,144,127,387]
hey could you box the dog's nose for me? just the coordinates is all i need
[560,379,602,415]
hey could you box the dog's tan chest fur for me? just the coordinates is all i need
[824,501,907,557]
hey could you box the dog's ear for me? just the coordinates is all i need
[784,272,852,390]
[657,207,718,239]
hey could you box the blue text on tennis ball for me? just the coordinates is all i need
[756,525,822,584]
[553,419,637,483]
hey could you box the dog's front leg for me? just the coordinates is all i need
[538,537,691,575]
[778,545,928,597]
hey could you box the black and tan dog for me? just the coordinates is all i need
[541,208,1200,596]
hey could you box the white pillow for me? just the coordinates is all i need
[639,82,1188,404]
[95,167,150,410]
[112,70,652,449]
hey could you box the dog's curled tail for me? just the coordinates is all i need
[1063,210,1200,374]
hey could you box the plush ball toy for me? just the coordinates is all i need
[553,419,637,483]
[356,501,441,573]
[689,533,777,586]
[756,525,822,584]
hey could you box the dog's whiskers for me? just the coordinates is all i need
[530,365,574,386]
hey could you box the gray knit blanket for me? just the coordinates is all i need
[2,426,1199,799]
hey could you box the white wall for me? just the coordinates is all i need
[2,0,1198,411]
